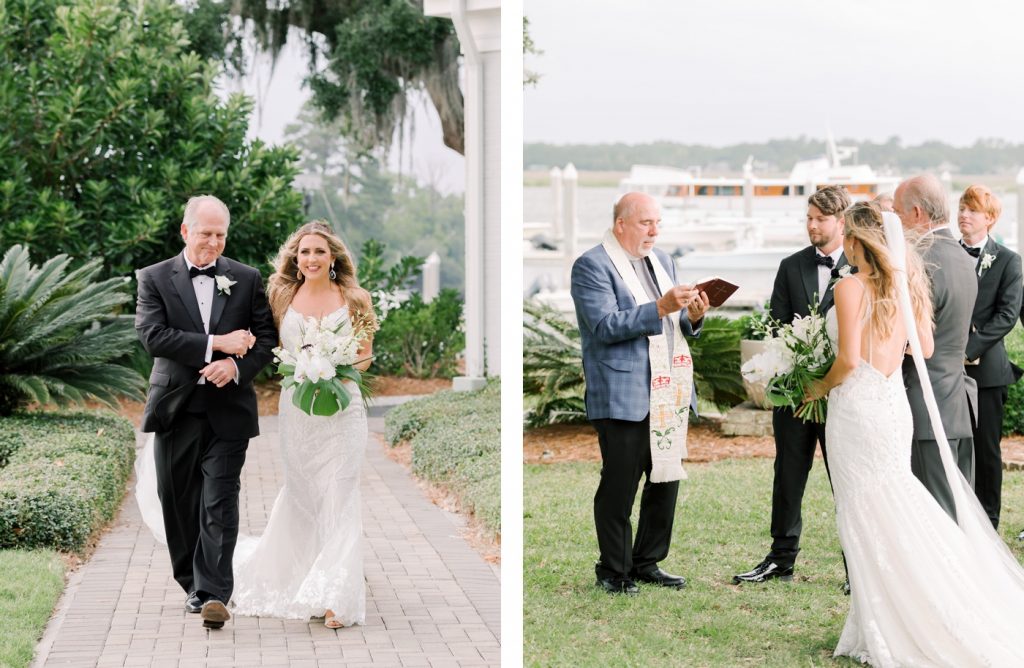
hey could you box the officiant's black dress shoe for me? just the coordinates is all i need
[200,599,230,629]
[632,568,687,589]
[185,591,201,614]
[596,577,639,596]
[732,559,794,584]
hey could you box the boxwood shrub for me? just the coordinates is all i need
[1005,326,1024,436]
[0,412,135,551]
[385,380,500,536]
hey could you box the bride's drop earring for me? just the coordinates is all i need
[329,266,337,281]
[296,269,303,281]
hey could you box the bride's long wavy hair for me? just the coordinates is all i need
[267,222,377,334]
[843,202,932,341]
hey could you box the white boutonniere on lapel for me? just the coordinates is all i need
[978,253,996,277]
[215,274,236,295]
[828,264,856,289]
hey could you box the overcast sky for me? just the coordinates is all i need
[221,35,466,194]
[524,0,1024,147]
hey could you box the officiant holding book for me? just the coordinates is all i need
[734,185,851,586]
[570,192,710,596]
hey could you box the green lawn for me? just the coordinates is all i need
[0,549,65,668]
[524,459,1024,667]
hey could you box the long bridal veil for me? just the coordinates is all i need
[135,433,166,545]
[883,211,1024,585]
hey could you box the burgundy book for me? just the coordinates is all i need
[693,276,739,308]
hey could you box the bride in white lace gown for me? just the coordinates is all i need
[229,222,376,628]
[804,204,1024,667]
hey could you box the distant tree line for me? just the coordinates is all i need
[525,137,1024,175]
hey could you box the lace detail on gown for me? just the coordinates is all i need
[823,306,1024,667]
[230,305,368,624]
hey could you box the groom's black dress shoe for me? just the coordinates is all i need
[185,592,201,614]
[732,559,794,584]
[200,599,230,629]
[632,568,687,590]
[596,577,639,596]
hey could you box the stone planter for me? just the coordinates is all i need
[740,339,774,410]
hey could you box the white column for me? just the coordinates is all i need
[425,0,499,389]
[422,252,441,303]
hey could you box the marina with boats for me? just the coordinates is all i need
[525,140,1024,315]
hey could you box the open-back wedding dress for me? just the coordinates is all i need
[824,213,1024,667]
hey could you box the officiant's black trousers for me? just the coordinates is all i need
[592,416,679,581]
[154,412,248,603]
[768,407,831,569]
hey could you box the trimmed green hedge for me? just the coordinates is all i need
[1005,326,1024,435]
[0,412,136,551]
[385,380,500,535]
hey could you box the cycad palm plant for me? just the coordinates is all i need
[523,300,586,426]
[688,315,746,410]
[0,245,145,415]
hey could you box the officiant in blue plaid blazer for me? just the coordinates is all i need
[570,192,709,596]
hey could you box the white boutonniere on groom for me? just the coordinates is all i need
[215,274,236,295]
[979,253,996,277]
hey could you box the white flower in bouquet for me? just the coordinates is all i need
[306,356,337,382]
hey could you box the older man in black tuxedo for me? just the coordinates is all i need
[135,195,276,629]
[958,185,1023,530]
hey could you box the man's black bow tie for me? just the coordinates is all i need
[814,254,834,269]
[960,241,982,258]
[188,265,217,279]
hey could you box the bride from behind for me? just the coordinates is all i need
[803,202,1024,666]
[231,221,377,628]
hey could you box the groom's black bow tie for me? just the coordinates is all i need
[188,265,217,279]
[960,241,982,258]
[814,254,834,268]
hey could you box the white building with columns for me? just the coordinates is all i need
[424,0,501,390]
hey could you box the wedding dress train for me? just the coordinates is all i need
[136,305,367,625]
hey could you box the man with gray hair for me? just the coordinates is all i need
[135,195,277,628]
[894,174,978,521]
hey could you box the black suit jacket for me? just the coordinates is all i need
[770,246,847,325]
[965,238,1023,389]
[135,254,277,438]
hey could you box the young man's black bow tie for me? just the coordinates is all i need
[189,266,217,279]
[814,255,834,268]
[960,242,982,258]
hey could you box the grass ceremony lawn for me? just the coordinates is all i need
[524,458,1024,667]
[0,549,65,668]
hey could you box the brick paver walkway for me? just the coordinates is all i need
[31,413,500,667]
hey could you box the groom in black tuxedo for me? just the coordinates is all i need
[957,185,1023,529]
[734,185,850,585]
[135,195,276,629]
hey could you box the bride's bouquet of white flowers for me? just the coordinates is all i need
[272,314,373,416]
[741,309,834,423]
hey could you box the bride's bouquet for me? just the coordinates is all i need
[272,314,373,416]
[740,309,834,423]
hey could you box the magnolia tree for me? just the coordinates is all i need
[0,0,305,278]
